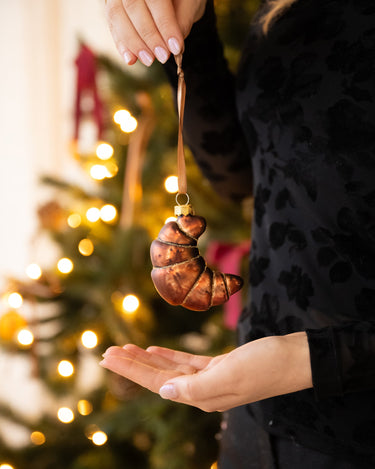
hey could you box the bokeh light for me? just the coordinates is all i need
[77,399,93,416]
[17,329,34,347]
[7,292,23,309]
[67,213,81,228]
[113,109,130,124]
[26,263,42,280]
[96,142,114,160]
[81,330,98,349]
[58,360,74,377]
[122,294,140,314]
[30,431,46,445]
[86,207,100,222]
[92,431,108,446]
[90,165,107,181]
[164,175,179,193]
[57,258,74,274]
[57,407,74,423]
[0,464,15,469]
[78,239,94,256]
[100,204,117,222]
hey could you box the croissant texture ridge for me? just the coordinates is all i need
[150,214,243,311]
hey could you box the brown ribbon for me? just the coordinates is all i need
[174,53,187,195]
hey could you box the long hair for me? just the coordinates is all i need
[259,0,298,34]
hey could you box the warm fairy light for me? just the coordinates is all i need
[86,207,100,222]
[58,360,74,377]
[30,431,46,445]
[106,161,119,177]
[57,258,74,274]
[26,263,42,280]
[57,407,74,423]
[17,329,34,346]
[122,294,140,314]
[0,464,15,469]
[67,213,81,228]
[7,292,23,309]
[78,238,94,256]
[77,399,93,416]
[90,164,107,180]
[165,216,177,224]
[120,116,138,133]
[164,175,179,193]
[210,463,218,469]
[92,431,108,446]
[100,204,117,222]
[96,142,114,160]
[81,330,98,349]
[113,109,130,124]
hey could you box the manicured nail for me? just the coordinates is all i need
[159,384,178,399]
[124,52,133,64]
[167,37,181,55]
[154,46,169,64]
[99,359,108,367]
[139,50,154,67]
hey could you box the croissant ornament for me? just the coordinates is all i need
[150,211,243,311]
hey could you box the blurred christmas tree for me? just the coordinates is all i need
[0,2,258,468]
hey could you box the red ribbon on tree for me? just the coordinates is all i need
[73,43,104,142]
[206,240,251,330]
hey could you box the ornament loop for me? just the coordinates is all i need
[175,192,190,206]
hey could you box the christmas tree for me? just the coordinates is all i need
[0,2,258,468]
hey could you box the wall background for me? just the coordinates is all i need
[0,0,120,447]
[0,0,119,282]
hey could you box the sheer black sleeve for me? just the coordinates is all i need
[307,322,375,400]
[163,0,253,202]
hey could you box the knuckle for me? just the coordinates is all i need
[106,3,124,22]
[123,0,138,9]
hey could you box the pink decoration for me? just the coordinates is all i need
[206,240,251,329]
[74,43,104,141]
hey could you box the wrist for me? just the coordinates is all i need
[278,331,313,394]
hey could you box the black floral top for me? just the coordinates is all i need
[164,0,375,462]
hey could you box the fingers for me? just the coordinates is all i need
[105,0,184,66]
[146,345,212,370]
[100,347,182,392]
[123,344,197,375]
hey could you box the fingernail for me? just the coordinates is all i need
[154,46,169,64]
[124,52,133,64]
[167,37,181,55]
[99,359,108,367]
[159,384,178,399]
[139,50,154,67]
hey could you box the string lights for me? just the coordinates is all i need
[96,142,114,160]
[57,360,74,377]
[57,407,74,424]
[81,330,98,349]
[30,431,46,446]
[17,329,34,347]
[77,399,93,416]
[57,258,74,274]
[113,109,138,133]
[6,292,23,309]
[25,263,42,280]
[164,175,179,193]
[67,213,82,228]
[122,294,140,315]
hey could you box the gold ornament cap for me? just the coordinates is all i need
[174,193,194,216]
[174,204,194,216]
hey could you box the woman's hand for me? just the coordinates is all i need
[105,0,208,66]
[100,332,312,412]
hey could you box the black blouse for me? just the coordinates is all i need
[164,0,375,461]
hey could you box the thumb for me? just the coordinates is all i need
[159,370,214,405]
